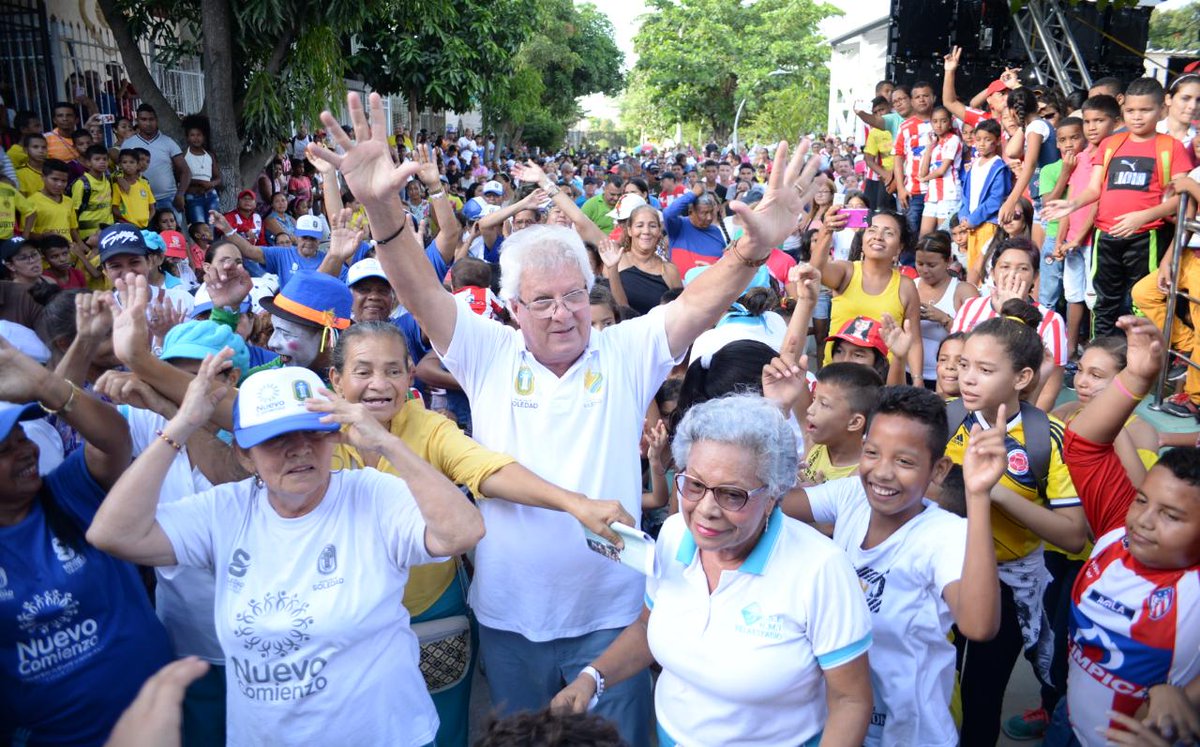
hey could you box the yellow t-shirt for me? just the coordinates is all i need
[864,127,896,175]
[7,144,27,169]
[17,166,43,197]
[945,409,1079,562]
[0,181,33,240]
[802,443,859,483]
[114,177,155,228]
[27,192,77,240]
[71,172,115,236]
[329,399,514,616]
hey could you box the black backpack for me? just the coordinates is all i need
[946,398,1052,501]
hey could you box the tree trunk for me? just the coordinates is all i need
[408,95,419,141]
[200,0,242,209]
[95,0,185,143]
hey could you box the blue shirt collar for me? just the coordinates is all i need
[674,505,784,576]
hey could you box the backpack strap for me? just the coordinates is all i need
[1018,400,1052,502]
[1154,134,1174,188]
[945,397,968,439]
[1101,131,1131,174]
[76,174,92,217]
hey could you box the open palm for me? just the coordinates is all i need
[729,139,813,253]
[308,93,422,205]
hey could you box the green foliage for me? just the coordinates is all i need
[350,0,538,119]
[1148,2,1200,50]
[624,0,837,143]
[481,0,625,149]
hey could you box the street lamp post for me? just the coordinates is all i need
[731,68,794,157]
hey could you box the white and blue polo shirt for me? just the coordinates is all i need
[646,508,873,746]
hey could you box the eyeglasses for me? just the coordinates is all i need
[8,252,41,263]
[675,472,769,511]
[517,287,589,319]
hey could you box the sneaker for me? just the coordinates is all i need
[1168,360,1189,382]
[1160,392,1200,420]
[1002,708,1050,740]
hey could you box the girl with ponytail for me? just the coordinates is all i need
[1001,87,1059,249]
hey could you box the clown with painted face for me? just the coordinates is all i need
[259,272,352,375]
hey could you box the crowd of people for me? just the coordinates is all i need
[1,46,1200,747]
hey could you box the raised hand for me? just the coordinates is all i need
[1116,315,1165,384]
[762,355,809,414]
[75,291,115,346]
[642,419,671,472]
[944,46,961,72]
[729,139,813,257]
[94,370,176,417]
[172,349,234,434]
[993,268,1029,306]
[787,262,822,310]
[413,144,441,189]
[510,160,548,187]
[308,93,423,207]
[598,238,625,269]
[204,263,253,311]
[111,274,153,366]
[328,207,366,264]
[880,313,914,359]
[306,387,392,456]
[148,293,185,345]
[963,403,1009,496]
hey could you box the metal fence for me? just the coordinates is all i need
[0,0,56,126]
[0,1,205,130]
[49,16,205,118]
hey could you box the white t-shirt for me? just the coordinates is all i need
[437,304,681,640]
[646,510,873,746]
[157,469,440,746]
[806,477,967,747]
[121,406,220,662]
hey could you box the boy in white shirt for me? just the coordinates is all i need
[778,384,1005,746]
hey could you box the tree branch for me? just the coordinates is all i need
[95,0,185,142]
[233,26,298,122]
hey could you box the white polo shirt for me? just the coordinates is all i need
[437,304,680,640]
[807,477,968,747]
[645,509,873,746]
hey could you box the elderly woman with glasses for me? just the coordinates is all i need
[552,394,874,747]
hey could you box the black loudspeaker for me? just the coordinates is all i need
[890,0,955,62]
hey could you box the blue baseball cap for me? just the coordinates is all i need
[232,368,339,448]
[98,223,150,262]
[0,401,41,441]
[160,320,251,377]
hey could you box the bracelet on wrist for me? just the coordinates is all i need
[39,380,80,416]
[155,428,184,452]
[428,190,446,200]
[1112,374,1147,402]
[375,223,407,245]
[727,239,769,268]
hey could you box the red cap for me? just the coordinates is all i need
[985,80,1009,99]
[830,316,889,358]
[237,188,256,202]
[160,230,187,259]
[1184,60,1200,74]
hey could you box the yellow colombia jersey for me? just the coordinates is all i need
[72,173,115,235]
[944,409,1080,563]
[802,442,859,484]
[0,181,32,240]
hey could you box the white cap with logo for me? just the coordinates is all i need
[233,368,339,448]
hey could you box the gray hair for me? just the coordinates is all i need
[497,225,595,304]
[671,394,798,499]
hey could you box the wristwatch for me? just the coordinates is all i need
[581,665,605,710]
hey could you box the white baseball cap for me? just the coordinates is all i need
[233,368,339,448]
[0,321,50,364]
[607,194,648,221]
[347,258,389,287]
[295,214,323,239]
[481,180,504,196]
